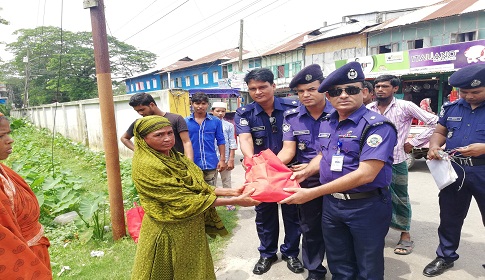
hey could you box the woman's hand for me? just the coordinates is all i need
[233,188,260,207]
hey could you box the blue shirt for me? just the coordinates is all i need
[216,119,238,161]
[438,98,485,159]
[235,97,299,155]
[318,105,397,192]
[283,101,334,163]
[185,113,225,170]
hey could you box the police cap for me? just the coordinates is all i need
[289,64,323,88]
[318,61,365,93]
[449,63,485,89]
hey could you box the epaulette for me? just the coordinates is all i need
[236,102,255,115]
[442,99,459,108]
[283,107,299,117]
[280,97,300,107]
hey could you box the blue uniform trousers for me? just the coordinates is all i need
[322,189,391,280]
[255,202,301,258]
[437,163,485,262]
[298,175,327,276]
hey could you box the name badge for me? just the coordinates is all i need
[318,133,331,138]
[447,117,462,122]
[251,126,265,132]
[330,155,344,172]
[293,130,310,136]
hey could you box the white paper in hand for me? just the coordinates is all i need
[426,158,458,190]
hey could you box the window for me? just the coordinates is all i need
[152,79,157,88]
[227,64,233,72]
[212,71,218,83]
[450,31,476,43]
[202,73,209,84]
[146,81,151,90]
[222,66,228,78]
[185,76,191,87]
[162,80,168,89]
[249,58,262,68]
[277,64,289,78]
[291,61,302,77]
[194,74,199,86]
[170,79,175,88]
[379,44,391,54]
[407,39,424,50]
[130,84,134,92]
[176,77,182,88]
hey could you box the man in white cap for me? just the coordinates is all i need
[211,101,238,210]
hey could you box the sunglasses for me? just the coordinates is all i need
[327,86,362,97]
[269,117,278,133]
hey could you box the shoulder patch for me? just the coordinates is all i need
[282,123,291,133]
[366,134,383,148]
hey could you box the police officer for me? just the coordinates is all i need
[235,68,303,275]
[278,64,332,280]
[424,63,485,277]
[281,61,397,280]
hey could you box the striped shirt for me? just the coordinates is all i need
[367,98,438,164]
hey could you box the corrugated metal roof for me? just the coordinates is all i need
[364,0,484,32]
[160,48,249,73]
[307,21,378,43]
[261,31,313,56]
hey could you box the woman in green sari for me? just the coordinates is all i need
[131,115,258,280]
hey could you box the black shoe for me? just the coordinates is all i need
[282,255,304,273]
[252,255,278,275]
[423,257,454,277]
[306,272,326,280]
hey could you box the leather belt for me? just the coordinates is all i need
[331,187,387,200]
[452,156,485,166]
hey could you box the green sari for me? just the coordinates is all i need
[131,116,227,280]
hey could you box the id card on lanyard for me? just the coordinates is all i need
[330,140,344,172]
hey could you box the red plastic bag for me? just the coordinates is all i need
[126,202,145,243]
[243,149,300,202]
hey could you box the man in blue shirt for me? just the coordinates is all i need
[424,63,485,277]
[278,64,332,280]
[281,62,397,280]
[235,68,302,276]
[185,92,226,185]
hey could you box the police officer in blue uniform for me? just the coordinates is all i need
[281,61,397,280]
[278,64,333,280]
[235,68,303,275]
[424,63,485,277]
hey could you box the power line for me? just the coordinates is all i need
[123,0,190,41]
[112,0,160,33]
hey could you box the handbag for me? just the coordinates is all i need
[242,149,300,202]
[126,202,145,243]
[426,158,458,190]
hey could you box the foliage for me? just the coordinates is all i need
[3,26,156,106]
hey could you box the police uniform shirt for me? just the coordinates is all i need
[319,105,397,192]
[282,101,334,163]
[235,97,299,154]
[438,98,485,159]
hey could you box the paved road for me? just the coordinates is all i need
[214,152,485,279]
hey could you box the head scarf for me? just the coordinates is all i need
[132,115,227,237]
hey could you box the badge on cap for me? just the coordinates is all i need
[305,74,313,81]
[471,79,481,87]
[282,123,290,133]
[348,68,358,80]
[366,134,383,147]
[240,118,248,126]
[255,138,263,146]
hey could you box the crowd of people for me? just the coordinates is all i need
[1,62,484,279]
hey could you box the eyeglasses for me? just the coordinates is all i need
[327,86,362,97]
[269,117,278,133]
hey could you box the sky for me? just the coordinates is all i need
[0,0,441,71]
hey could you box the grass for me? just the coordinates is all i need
[5,119,239,279]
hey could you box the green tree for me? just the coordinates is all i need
[5,26,156,105]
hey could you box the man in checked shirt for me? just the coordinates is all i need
[367,75,438,255]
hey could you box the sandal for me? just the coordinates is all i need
[226,205,236,211]
[394,240,414,255]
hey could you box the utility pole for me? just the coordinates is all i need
[23,49,30,107]
[238,19,243,72]
[84,0,126,240]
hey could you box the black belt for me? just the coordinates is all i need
[452,156,485,166]
[331,187,387,200]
